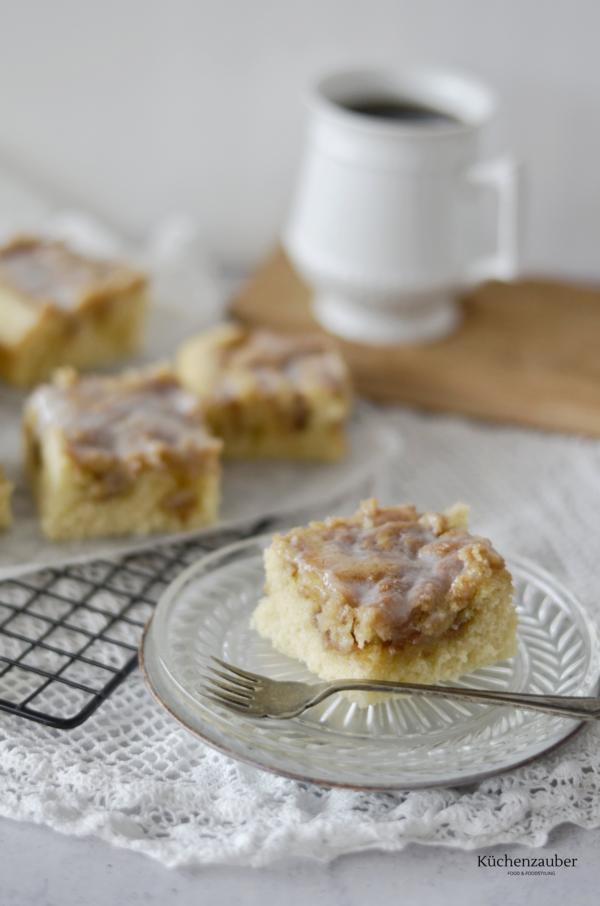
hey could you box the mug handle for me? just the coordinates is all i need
[464,156,521,284]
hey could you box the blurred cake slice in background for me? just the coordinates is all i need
[0,236,148,386]
[0,466,12,530]
[252,499,517,694]
[23,366,222,540]
[176,323,352,460]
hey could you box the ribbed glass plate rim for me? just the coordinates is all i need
[140,536,600,791]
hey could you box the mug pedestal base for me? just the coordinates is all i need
[312,290,461,345]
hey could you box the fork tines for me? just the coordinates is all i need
[201,656,258,713]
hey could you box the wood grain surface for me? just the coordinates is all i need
[229,247,600,436]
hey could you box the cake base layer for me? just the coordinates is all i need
[205,410,346,461]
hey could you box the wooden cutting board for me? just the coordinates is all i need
[229,247,600,437]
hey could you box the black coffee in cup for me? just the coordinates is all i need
[342,95,459,125]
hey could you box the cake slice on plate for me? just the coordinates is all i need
[252,499,517,688]
[0,236,147,386]
[176,323,352,460]
[24,366,222,540]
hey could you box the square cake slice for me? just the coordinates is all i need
[24,367,222,540]
[0,466,13,530]
[176,324,352,460]
[252,499,517,688]
[0,236,148,386]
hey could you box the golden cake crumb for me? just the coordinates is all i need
[0,467,13,530]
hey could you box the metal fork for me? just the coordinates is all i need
[203,657,600,720]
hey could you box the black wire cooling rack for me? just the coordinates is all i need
[0,524,267,730]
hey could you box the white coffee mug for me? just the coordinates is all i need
[284,68,520,344]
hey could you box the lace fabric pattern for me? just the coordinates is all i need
[1,408,600,867]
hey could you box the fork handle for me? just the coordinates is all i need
[309,681,600,720]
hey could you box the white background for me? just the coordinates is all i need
[0,0,598,274]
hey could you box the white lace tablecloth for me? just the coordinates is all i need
[1,408,600,867]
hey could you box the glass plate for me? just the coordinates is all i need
[0,398,396,579]
[141,537,600,790]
